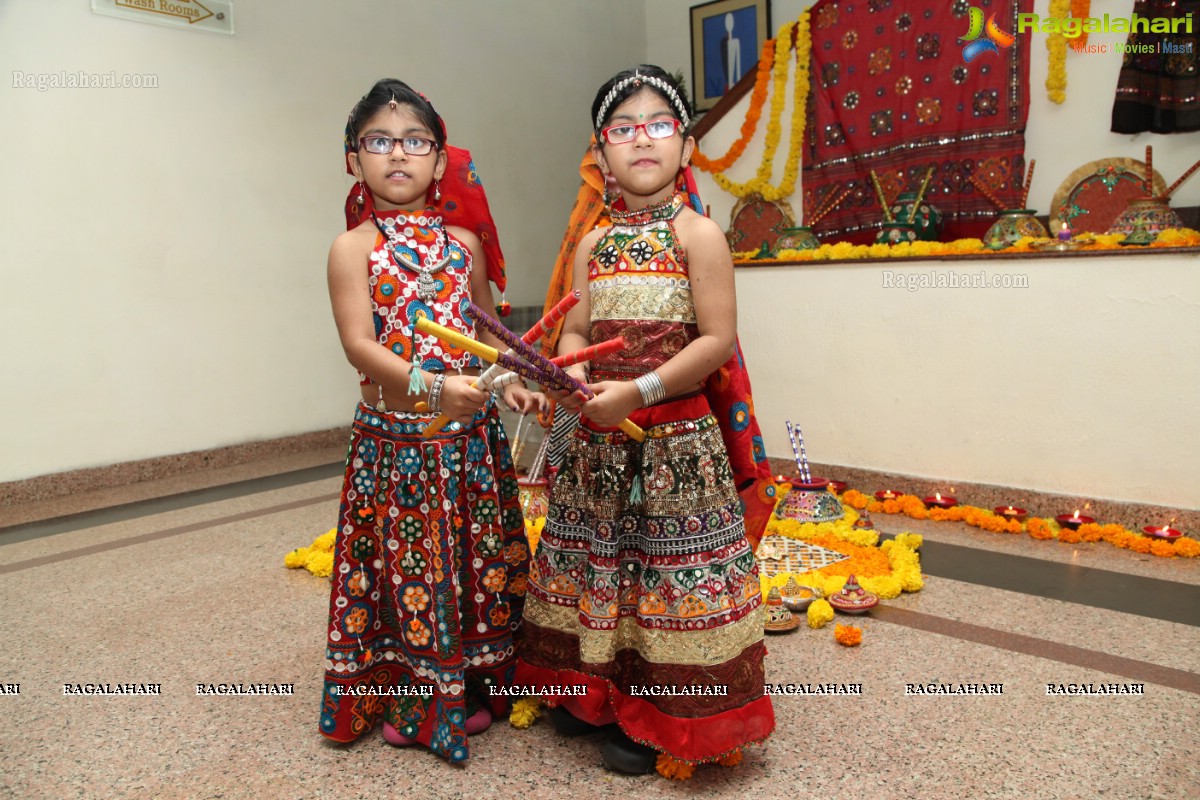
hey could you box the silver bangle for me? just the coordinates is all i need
[427,373,447,413]
[633,371,666,407]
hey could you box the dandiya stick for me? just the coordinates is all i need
[808,186,851,227]
[1020,159,1035,209]
[1165,157,1200,198]
[968,174,1007,211]
[906,167,935,224]
[869,170,894,222]
[1145,145,1153,195]
[551,337,626,368]
[422,291,582,436]
[423,313,645,442]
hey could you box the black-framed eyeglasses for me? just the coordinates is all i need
[599,118,682,145]
[358,135,438,156]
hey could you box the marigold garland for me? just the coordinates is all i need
[1068,0,1092,51]
[735,228,1200,264]
[691,38,774,173]
[834,623,863,647]
[841,490,1199,559]
[1046,0,1071,103]
[710,13,812,201]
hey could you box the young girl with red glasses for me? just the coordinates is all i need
[516,65,775,776]
[319,78,541,763]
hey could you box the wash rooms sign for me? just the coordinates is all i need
[91,0,234,35]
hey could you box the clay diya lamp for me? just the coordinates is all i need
[763,587,800,633]
[995,506,1028,522]
[827,479,848,495]
[828,574,879,615]
[1056,512,1095,531]
[875,489,901,502]
[1142,524,1183,540]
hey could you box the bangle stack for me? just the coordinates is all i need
[633,371,666,408]
[427,373,447,413]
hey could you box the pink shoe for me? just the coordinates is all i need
[465,707,492,735]
[382,721,417,746]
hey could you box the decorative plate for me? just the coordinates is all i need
[1050,158,1168,235]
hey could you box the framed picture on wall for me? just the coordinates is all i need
[690,0,770,112]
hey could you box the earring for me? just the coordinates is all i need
[354,181,364,204]
[433,180,442,202]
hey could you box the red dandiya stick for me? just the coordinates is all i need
[524,290,581,345]
[1145,145,1154,195]
[808,186,851,227]
[1165,157,1200,198]
[968,174,1007,211]
[1020,159,1035,209]
[551,337,626,368]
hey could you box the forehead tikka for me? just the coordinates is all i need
[594,71,690,132]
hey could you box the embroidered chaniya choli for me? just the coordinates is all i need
[319,208,528,764]
[516,193,774,763]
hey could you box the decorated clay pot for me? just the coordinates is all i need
[853,508,875,531]
[764,586,800,633]
[983,209,1049,250]
[775,226,821,251]
[889,192,943,241]
[773,478,845,524]
[517,477,549,520]
[876,222,919,245]
[828,574,879,615]
[1108,196,1182,236]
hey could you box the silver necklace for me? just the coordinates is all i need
[372,213,452,303]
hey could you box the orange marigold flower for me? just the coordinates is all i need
[1173,537,1200,557]
[1128,537,1152,554]
[1058,526,1083,544]
[842,490,870,509]
[656,754,695,780]
[717,750,743,767]
[1027,518,1055,540]
[1150,540,1176,558]
[835,623,863,646]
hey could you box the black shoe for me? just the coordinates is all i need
[601,731,658,775]
[549,705,611,737]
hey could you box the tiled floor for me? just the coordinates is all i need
[1,450,1197,800]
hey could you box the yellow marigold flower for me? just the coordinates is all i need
[860,574,902,599]
[834,623,862,646]
[897,567,924,592]
[1173,537,1200,557]
[894,533,923,549]
[656,754,695,780]
[305,550,334,578]
[508,697,542,729]
[284,547,310,569]
[807,598,834,629]
[312,529,337,552]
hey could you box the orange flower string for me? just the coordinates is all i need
[1069,0,1091,51]
[692,38,775,173]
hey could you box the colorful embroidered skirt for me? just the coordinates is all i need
[319,401,528,763]
[516,395,774,764]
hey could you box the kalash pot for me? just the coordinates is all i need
[772,478,844,524]
[983,209,1049,250]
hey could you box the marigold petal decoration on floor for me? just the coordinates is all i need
[656,753,696,780]
[509,697,542,729]
[834,623,862,647]
[284,528,338,577]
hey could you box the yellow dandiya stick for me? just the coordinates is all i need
[1020,159,1035,209]
[869,170,894,222]
[415,316,646,441]
[906,167,935,224]
[968,174,1007,211]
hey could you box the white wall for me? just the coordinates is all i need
[643,0,1200,507]
[0,0,644,481]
